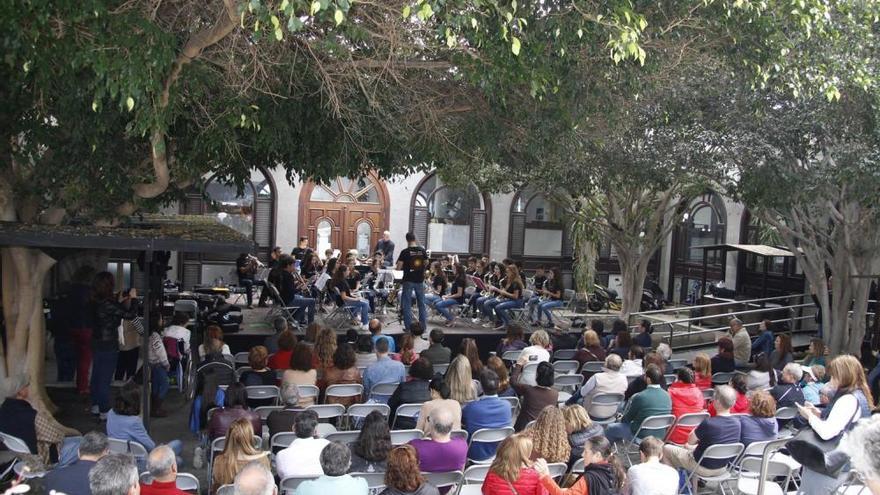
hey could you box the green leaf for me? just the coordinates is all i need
[334,9,344,25]
[271,15,280,28]
[279,0,289,11]
[511,36,521,56]
[274,27,283,40]
[288,16,304,31]
[310,1,320,15]
[402,5,411,18]
[126,96,134,112]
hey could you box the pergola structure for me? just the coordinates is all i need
[698,243,796,300]
[0,214,253,429]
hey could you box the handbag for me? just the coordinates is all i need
[786,401,860,477]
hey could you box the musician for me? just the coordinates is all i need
[469,261,501,321]
[374,230,395,268]
[235,253,258,309]
[331,264,371,330]
[524,265,547,321]
[362,257,390,313]
[530,267,564,328]
[424,261,448,308]
[257,247,284,307]
[465,257,478,276]
[531,266,547,292]
[484,264,524,330]
[291,237,310,261]
[436,264,467,327]
[277,255,316,324]
[396,232,428,331]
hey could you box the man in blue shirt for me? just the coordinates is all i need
[368,319,396,353]
[462,369,512,461]
[44,431,109,495]
[362,338,405,402]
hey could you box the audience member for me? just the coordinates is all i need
[562,404,603,467]
[420,329,452,365]
[632,319,652,348]
[624,351,667,399]
[739,390,778,446]
[524,405,570,463]
[355,335,378,368]
[459,338,484,375]
[605,364,671,444]
[750,319,775,359]
[709,374,750,416]
[276,410,329,478]
[656,343,673,373]
[802,338,827,368]
[207,383,262,441]
[516,330,551,367]
[303,321,321,344]
[199,325,232,358]
[481,435,544,495]
[662,385,743,479]
[140,444,187,495]
[348,410,391,473]
[233,461,278,495]
[770,334,793,371]
[840,414,880,495]
[417,378,462,436]
[282,342,318,406]
[496,324,528,356]
[771,362,806,410]
[619,345,645,377]
[511,361,558,431]
[666,367,706,445]
[393,334,419,366]
[322,342,363,407]
[692,353,712,390]
[711,337,736,373]
[607,320,633,358]
[388,357,434,428]
[573,330,606,366]
[267,330,296,370]
[534,435,625,495]
[107,383,183,465]
[729,318,750,366]
[162,312,192,354]
[461,369,513,462]
[447,355,477,403]
[802,365,826,405]
[44,431,109,495]
[622,436,679,495]
[89,453,139,495]
[409,406,468,473]
[90,272,138,417]
[379,445,440,495]
[486,355,515,397]
[266,382,301,438]
[362,338,406,401]
[313,327,339,377]
[262,317,288,354]
[747,353,777,391]
[567,354,627,409]
[297,442,368,494]
[212,419,270,491]
[409,323,430,353]
[239,346,276,387]
[369,319,396,353]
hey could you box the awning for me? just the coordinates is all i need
[698,243,794,258]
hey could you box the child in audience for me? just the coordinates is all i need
[802,365,826,405]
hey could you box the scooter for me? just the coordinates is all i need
[640,279,666,311]
[588,283,620,312]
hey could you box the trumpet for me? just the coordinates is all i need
[246,253,265,269]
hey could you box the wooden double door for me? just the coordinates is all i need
[298,175,390,258]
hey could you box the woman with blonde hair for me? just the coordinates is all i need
[517,329,551,367]
[211,418,269,492]
[562,405,603,467]
[574,330,606,366]
[459,338,483,375]
[524,406,571,464]
[481,434,545,494]
[314,327,338,371]
[446,355,476,404]
[692,353,712,390]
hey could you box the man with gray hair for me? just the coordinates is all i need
[275,410,328,478]
[234,461,277,495]
[89,453,140,495]
[729,318,751,366]
[662,385,743,478]
[771,362,806,410]
[44,431,109,495]
[296,442,368,494]
[408,405,468,472]
[567,353,628,408]
[140,445,186,495]
[266,382,301,438]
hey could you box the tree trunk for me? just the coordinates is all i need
[615,245,651,320]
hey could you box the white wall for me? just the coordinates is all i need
[723,198,745,288]
[384,175,423,253]
[488,193,513,261]
[271,166,301,252]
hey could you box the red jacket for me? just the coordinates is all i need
[695,373,712,391]
[708,391,750,416]
[667,382,706,444]
[140,480,189,495]
[482,468,548,495]
[268,350,292,370]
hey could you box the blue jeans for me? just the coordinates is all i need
[425,294,443,307]
[57,436,82,468]
[435,299,460,322]
[401,281,427,330]
[91,349,118,412]
[151,365,169,400]
[346,300,371,325]
[495,299,525,326]
[239,277,254,306]
[537,300,564,324]
[284,295,316,324]
[604,422,634,444]
[482,298,501,320]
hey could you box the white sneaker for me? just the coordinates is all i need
[193,446,204,469]
[472,318,481,323]
[90,405,99,415]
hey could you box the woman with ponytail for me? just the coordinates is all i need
[533,435,625,495]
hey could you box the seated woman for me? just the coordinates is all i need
[802,338,827,368]
[391,334,419,366]
[379,444,440,495]
[533,435,626,495]
[416,378,462,437]
[747,354,777,391]
[486,356,516,397]
[238,345,276,387]
[322,342,362,407]
[511,361,559,431]
[495,324,528,356]
[624,351,667,400]
[198,325,231,360]
[267,330,297,370]
[486,264,525,330]
[711,337,736,374]
[739,390,778,446]
[692,353,713,390]
[206,383,262,441]
[574,330,606,367]
[709,374,750,416]
[562,405,603,468]
[423,261,448,308]
[481,434,545,495]
[446,355,477,404]
[435,264,467,327]
[666,368,707,445]
[606,320,632,358]
[770,334,794,371]
[387,358,434,429]
[211,418,270,492]
[348,410,392,473]
[106,383,183,466]
[313,327,338,382]
[282,342,318,407]
[523,406,571,464]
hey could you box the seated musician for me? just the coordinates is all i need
[424,261,449,308]
[435,264,467,327]
[235,253,257,309]
[524,265,547,322]
[474,263,504,324]
[530,267,564,329]
[276,255,316,324]
[484,264,525,330]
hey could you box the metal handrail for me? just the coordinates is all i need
[629,293,811,318]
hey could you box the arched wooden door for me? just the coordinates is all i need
[298,175,390,258]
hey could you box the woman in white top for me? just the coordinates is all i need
[747,353,776,391]
[516,330,551,367]
[282,342,318,407]
[162,312,191,354]
[797,355,873,494]
[198,325,231,358]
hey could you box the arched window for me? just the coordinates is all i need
[676,192,727,265]
[410,173,490,254]
[509,188,571,258]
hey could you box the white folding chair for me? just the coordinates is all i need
[433,363,450,375]
[587,393,624,425]
[370,382,400,402]
[325,430,361,445]
[254,405,285,423]
[552,360,580,375]
[424,471,463,492]
[107,438,148,462]
[581,361,604,375]
[451,429,469,441]
[324,384,363,404]
[571,457,585,473]
[683,442,745,495]
[616,414,676,467]
[270,432,297,454]
[736,457,793,495]
[664,374,677,385]
[390,429,424,445]
[553,373,584,392]
[348,403,391,427]
[499,396,520,420]
[306,404,346,422]
[501,350,522,362]
[234,366,253,381]
[216,484,235,495]
[280,475,319,494]
[233,352,250,368]
[553,349,577,361]
[315,423,337,437]
[467,427,514,464]
[463,464,491,484]
[703,388,716,401]
[664,412,710,445]
[0,432,31,454]
[245,385,280,405]
[546,462,568,481]
[520,362,539,386]
[712,372,736,386]
[668,359,688,370]
[392,403,424,430]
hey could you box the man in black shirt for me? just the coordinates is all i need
[277,255,315,324]
[257,246,284,307]
[236,253,256,308]
[291,237,309,261]
[374,230,395,267]
[396,232,428,330]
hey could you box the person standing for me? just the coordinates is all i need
[396,232,428,331]
[375,230,395,268]
[729,318,751,367]
[68,266,96,396]
[235,253,257,309]
[292,236,310,261]
[89,271,137,418]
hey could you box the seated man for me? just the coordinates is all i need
[88,453,139,495]
[361,338,406,401]
[566,354,628,408]
[368,319,396,353]
[296,442,369,494]
[0,374,81,466]
[461,369,513,462]
[267,383,301,439]
[409,406,468,473]
[275,410,329,478]
[771,362,806,410]
[605,364,672,444]
[277,255,316,324]
[234,461,278,495]
[624,436,680,495]
[140,444,187,495]
[662,385,743,479]
[419,329,452,365]
[44,431,109,495]
[619,345,646,377]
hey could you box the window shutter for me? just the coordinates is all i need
[411,207,429,247]
[181,262,201,290]
[509,212,526,257]
[182,193,203,215]
[254,198,273,249]
[470,210,487,255]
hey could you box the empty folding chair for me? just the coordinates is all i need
[350,471,386,490]
[233,352,250,368]
[280,475,319,495]
[552,360,580,375]
[683,442,744,495]
[712,372,736,386]
[325,430,361,445]
[390,429,424,445]
[587,393,624,425]
[553,349,577,361]
[433,363,450,375]
[306,404,346,423]
[467,427,515,464]
[668,359,688,371]
[423,471,463,492]
[270,432,297,454]
[392,403,424,430]
[370,382,400,402]
[245,385,280,406]
[324,383,364,404]
[665,412,709,446]
[616,414,676,467]
[348,403,391,424]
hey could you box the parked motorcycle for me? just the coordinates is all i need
[588,283,619,312]
[640,278,666,311]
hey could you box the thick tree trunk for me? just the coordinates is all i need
[615,246,651,320]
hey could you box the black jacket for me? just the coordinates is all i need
[387,379,431,429]
[0,398,38,453]
[90,299,137,352]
